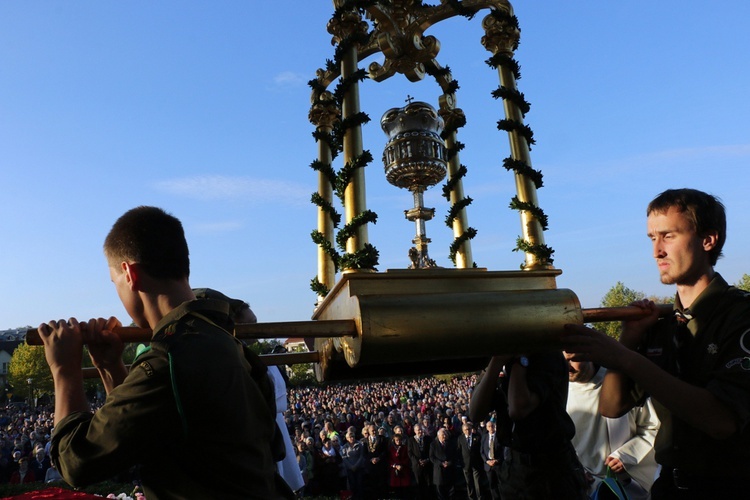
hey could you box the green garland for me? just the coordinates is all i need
[335,150,374,202]
[442,165,468,200]
[340,243,380,271]
[310,276,330,297]
[308,78,328,96]
[311,192,342,227]
[449,227,478,265]
[497,119,536,148]
[311,230,341,273]
[513,237,555,268]
[485,54,521,80]
[444,140,465,161]
[444,197,473,227]
[445,0,480,20]
[310,159,338,186]
[333,69,368,104]
[502,157,543,189]
[336,210,378,249]
[491,86,530,116]
[509,196,548,230]
[332,0,377,19]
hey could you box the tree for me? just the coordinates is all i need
[247,339,283,356]
[597,282,646,339]
[736,274,750,292]
[8,343,53,404]
[287,345,316,386]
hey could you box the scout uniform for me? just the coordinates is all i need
[51,298,293,500]
[633,274,750,493]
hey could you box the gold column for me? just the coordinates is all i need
[309,92,340,296]
[340,47,369,255]
[482,11,551,270]
[439,101,474,268]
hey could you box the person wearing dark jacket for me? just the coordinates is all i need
[458,421,485,500]
[430,428,458,500]
[38,206,293,500]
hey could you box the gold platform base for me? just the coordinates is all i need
[311,268,581,380]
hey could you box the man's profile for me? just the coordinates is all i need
[564,188,750,498]
[38,206,293,499]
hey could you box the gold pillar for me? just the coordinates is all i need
[340,47,369,255]
[440,103,474,268]
[309,92,340,296]
[482,11,550,270]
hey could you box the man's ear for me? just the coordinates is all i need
[702,230,719,252]
[122,262,141,291]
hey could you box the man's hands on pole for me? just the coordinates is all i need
[38,316,126,425]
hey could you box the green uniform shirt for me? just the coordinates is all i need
[51,298,292,499]
[635,274,750,477]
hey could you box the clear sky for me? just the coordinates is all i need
[1,1,748,331]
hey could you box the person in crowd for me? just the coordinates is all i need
[470,353,588,499]
[44,461,63,483]
[430,427,457,500]
[341,430,366,500]
[405,422,430,499]
[29,446,50,483]
[302,438,318,495]
[295,441,309,495]
[387,432,412,499]
[9,457,36,484]
[564,188,750,498]
[315,437,340,497]
[363,422,388,499]
[480,419,503,500]
[36,206,292,499]
[566,355,660,499]
[458,421,485,500]
[381,412,398,438]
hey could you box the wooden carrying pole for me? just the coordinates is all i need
[25,319,358,346]
[26,304,674,380]
[25,305,671,347]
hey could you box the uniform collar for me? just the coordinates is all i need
[674,273,728,336]
[152,298,232,338]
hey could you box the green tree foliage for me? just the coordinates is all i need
[247,339,283,356]
[287,345,316,386]
[597,282,646,339]
[8,343,53,402]
[735,273,750,292]
[596,282,675,339]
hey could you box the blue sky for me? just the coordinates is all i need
[1,1,748,330]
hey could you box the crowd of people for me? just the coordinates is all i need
[0,403,62,485]
[283,375,480,498]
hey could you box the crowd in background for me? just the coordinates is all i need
[283,375,484,499]
[0,403,62,485]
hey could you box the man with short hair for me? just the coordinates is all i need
[564,188,750,498]
[458,421,485,500]
[38,206,292,499]
[409,423,433,500]
[430,428,457,500]
[341,431,366,500]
